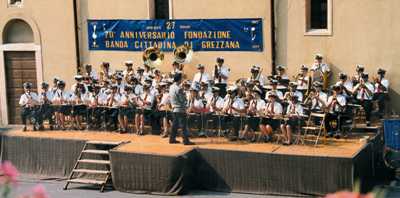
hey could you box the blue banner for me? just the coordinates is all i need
[87,19,263,52]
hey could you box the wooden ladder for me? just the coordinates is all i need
[63,140,125,192]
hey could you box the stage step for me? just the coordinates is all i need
[64,140,128,192]
[78,159,110,165]
[86,140,123,146]
[72,169,110,174]
[82,149,109,155]
[67,178,105,185]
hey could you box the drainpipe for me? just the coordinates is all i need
[73,0,81,74]
[270,0,277,75]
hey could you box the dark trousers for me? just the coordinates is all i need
[374,93,386,117]
[170,112,190,142]
[357,99,372,123]
[223,115,241,138]
[38,104,54,126]
[87,107,104,129]
[324,112,344,133]
[106,108,119,130]
[21,107,38,126]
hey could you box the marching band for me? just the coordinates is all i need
[19,52,389,146]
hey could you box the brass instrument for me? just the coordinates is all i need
[214,65,222,83]
[143,46,164,68]
[322,71,329,90]
[173,44,193,64]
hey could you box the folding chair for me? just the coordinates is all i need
[301,112,326,146]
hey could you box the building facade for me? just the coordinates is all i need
[0,0,398,125]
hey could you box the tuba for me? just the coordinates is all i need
[142,46,164,68]
[173,44,193,64]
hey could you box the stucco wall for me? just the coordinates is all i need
[77,0,153,78]
[171,0,272,80]
[275,0,400,112]
[0,0,77,124]
[78,0,272,82]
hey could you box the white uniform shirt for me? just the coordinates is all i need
[19,92,39,107]
[84,70,98,80]
[311,91,328,110]
[133,84,143,96]
[354,82,374,100]
[213,65,230,84]
[158,92,171,111]
[52,90,70,104]
[89,92,107,106]
[106,93,122,108]
[122,69,135,79]
[39,91,54,104]
[374,78,389,94]
[285,91,303,103]
[248,98,266,114]
[247,74,266,86]
[139,92,155,110]
[193,72,210,85]
[266,90,284,101]
[264,101,283,116]
[327,94,346,113]
[223,97,245,114]
[192,98,206,109]
[297,76,310,90]
[207,95,224,112]
[286,102,304,116]
[69,93,87,104]
[311,63,330,73]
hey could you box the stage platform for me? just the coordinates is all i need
[0,127,382,196]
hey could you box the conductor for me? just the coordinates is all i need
[169,72,195,145]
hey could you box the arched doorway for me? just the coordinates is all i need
[2,19,37,124]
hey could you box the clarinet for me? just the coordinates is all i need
[214,65,219,83]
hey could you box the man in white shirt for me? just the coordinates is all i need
[241,87,266,142]
[157,81,172,138]
[122,61,135,82]
[325,85,347,137]
[106,84,122,131]
[87,85,106,130]
[353,73,374,126]
[19,82,39,131]
[260,92,283,142]
[192,64,210,86]
[213,57,230,97]
[306,81,328,112]
[311,54,330,88]
[52,80,71,130]
[265,80,284,102]
[352,65,365,86]
[84,64,98,81]
[135,83,155,135]
[247,65,266,86]
[335,73,353,98]
[373,68,389,118]
[296,65,311,92]
[280,95,304,145]
[38,82,54,130]
[222,86,245,141]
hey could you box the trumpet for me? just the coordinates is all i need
[174,44,193,64]
[143,46,164,68]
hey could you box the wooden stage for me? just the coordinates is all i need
[0,126,381,196]
[4,126,377,158]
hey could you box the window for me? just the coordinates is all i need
[155,0,169,19]
[305,0,332,36]
[8,0,23,7]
